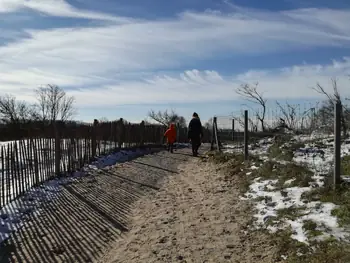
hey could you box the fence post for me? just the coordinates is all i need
[54,122,61,177]
[91,119,98,157]
[244,110,249,161]
[140,121,145,146]
[334,102,341,189]
[232,119,235,141]
[210,117,216,150]
[176,123,180,143]
[214,117,220,151]
[118,118,125,148]
[211,117,221,151]
[160,125,165,145]
[31,138,39,185]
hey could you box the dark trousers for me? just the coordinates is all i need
[167,143,174,153]
[190,136,201,156]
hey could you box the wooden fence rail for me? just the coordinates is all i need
[0,120,211,209]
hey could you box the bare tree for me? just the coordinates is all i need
[99,117,109,123]
[204,117,213,130]
[177,116,187,127]
[232,114,259,132]
[234,118,244,130]
[312,79,348,136]
[148,109,186,127]
[0,95,36,124]
[236,83,267,131]
[35,84,76,123]
[248,116,258,132]
[275,101,298,130]
[142,120,152,125]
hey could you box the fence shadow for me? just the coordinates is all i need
[0,147,188,263]
[173,152,194,157]
[130,161,179,174]
[0,172,144,263]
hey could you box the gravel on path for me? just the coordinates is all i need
[100,152,276,263]
[0,147,193,263]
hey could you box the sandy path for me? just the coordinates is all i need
[0,148,190,263]
[101,157,275,263]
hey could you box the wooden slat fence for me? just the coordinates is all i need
[0,119,211,209]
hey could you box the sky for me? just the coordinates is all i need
[0,0,350,125]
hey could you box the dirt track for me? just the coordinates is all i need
[99,151,275,263]
[0,146,275,263]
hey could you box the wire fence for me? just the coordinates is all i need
[210,100,350,188]
[214,101,350,147]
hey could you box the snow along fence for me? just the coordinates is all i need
[0,119,211,209]
[211,101,350,181]
[212,100,350,151]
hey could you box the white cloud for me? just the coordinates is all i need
[68,58,350,107]
[1,6,350,73]
[0,3,350,108]
[6,58,350,107]
[0,0,132,22]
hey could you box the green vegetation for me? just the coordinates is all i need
[267,136,305,161]
[253,161,313,189]
[270,228,350,263]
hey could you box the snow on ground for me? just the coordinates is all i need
[293,131,333,142]
[0,138,190,212]
[0,146,167,244]
[293,137,350,175]
[225,133,350,245]
[242,176,347,244]
[223,137,274,155]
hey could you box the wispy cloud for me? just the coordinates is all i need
[0,2,350,109]
[6,58,350,107]
[1,6,350,70]
[0,0,132,22]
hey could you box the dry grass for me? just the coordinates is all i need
[268,140,305,161]
[254,161,313,189]
[207,150,350,263]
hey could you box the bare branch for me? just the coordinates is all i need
[204,117,213,130]
[236,83,267,131]
[0,95,35,124]
[312,83,333,103]
[312,79,341,105]
[35,85,76,123]
[276,101,298,130]
[312,79,348,136]
[148,109,186,127]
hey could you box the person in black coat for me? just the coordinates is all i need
[188,112,203,156]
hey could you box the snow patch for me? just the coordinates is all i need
[232,133,350,244]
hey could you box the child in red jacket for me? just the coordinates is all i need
[164,123,176,153]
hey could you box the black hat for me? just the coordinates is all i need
[192,112,199,117]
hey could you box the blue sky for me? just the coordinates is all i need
[0,0,350,125]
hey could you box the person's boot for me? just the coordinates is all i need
[192,147,197,156]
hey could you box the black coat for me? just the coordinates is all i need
[188,118,203,139]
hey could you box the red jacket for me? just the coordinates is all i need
[164,123,177,144]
